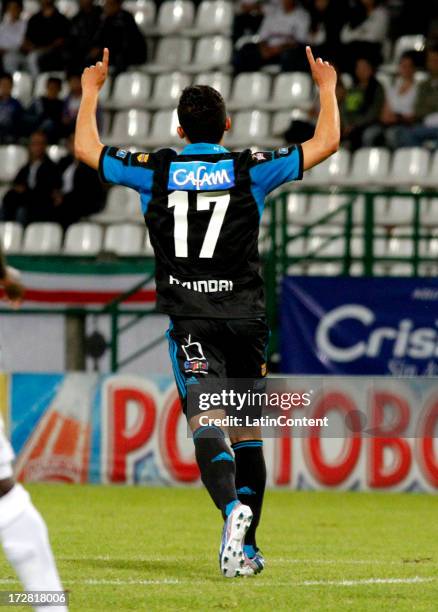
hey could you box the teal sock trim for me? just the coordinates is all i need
[225,500,239,517]
[243,544,257,558]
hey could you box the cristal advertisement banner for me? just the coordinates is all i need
[3,373,438,492]
[281,277,438,376]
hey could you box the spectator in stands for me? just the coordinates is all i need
[340,0,388,73]
[395,46,438,148]
[0,0,27,73]
[362,51,419,148]
[89,0,147,74]
[233,0,310,74]
[23,0,70,77]
[0,73,23,143]
[53,133,105,229]
[66,0,102,73]
[25,77,64,143]
[232,0,264,45]
[341,56,384,150]
[307,0,343,63]
[1,131,61,225]
[62,73,83,135]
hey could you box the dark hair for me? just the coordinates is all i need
[47,77,62,88]
[0,72,13,84]
[177,85,226,144]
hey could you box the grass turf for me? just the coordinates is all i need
[1,485,438,611]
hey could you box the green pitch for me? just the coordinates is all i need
[1,485,438,611]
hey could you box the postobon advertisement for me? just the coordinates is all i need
[4,373,438,492]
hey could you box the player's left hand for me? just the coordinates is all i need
[81,48,109,95]
[2,266,24,308]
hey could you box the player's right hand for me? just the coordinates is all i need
[81,48,109,95]
[2,266,24,308]
[306,46,337,91]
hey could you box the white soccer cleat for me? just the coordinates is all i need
[219,503,253,577]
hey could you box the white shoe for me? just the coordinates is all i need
[219,503,253,577]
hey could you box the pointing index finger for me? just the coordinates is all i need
[102,47,109,71]
[306,46,315,67]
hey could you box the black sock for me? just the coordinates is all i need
[193,425,238,518]
[232,440,266,550]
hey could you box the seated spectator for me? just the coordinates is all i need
[25,77,64,143]
[233,0,310,74]
[62,73,83,135]
[53,133,105,229]
[23,0,70,77]
[340,0,388,73]
[89,0,147,74]
[363,52,419,148]
[307,0,343,63]
[395,46,438,148]
[0,72,23,143]
[66,0,102,73]
[1,131,61,225]
[341,56,384,150]
[232,0,264,45]
[0,0,27,73]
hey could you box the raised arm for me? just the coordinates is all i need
[74,48,109,170]
[302,46,340,171]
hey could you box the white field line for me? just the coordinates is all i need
[0,577,435,588]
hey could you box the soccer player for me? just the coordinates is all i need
[75,46,339,577]
[0,260,67,610]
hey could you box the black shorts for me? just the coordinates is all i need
[166,317,270,414]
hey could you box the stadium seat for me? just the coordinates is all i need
[261,72,313,110]
[145,72,191,109]
[421,198,438,226]
[145,37,193,72]
[387,147,430,186]
[271,109,310,137]
[22,223,63,254]
[286,233,306,257]
[56,0,78,17]
[373,263,413,276]
[226,111,273,148]
[189,0,233,35]
[0,145,28,182]
[22,0,39,18]
[0,222,23,253]
[306,149,350,185]
[34,72,69,98]
[286,193,308,224]
[12,72,33,106]
[145,109,180,147]
[374,234,413,258]
[47,145,67,163]
[306,227,345,257]
[193,72,232,98]
[64,223,104,255]
[145,231,154,256]
[104,224,145,255]
[125,0,156,34]
[91,186,143,224]
[187,36,232,72]
[423,150,438,188]
[156,0,195,33]
[374,196,415,226]
[228,73,271,110]
[109,72,151,109]
[107,110,150,146]
[308,194,352,225]
[306,263,343,275]
[347,147,391,185]
[393,35,426,66]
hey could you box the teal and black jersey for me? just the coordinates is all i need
[99,142,303,318]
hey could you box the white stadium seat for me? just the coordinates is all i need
[34,72,69,98]
[387,147,430,186]
[286,193,308,224]
[22,0,39,19]
[110,72,151,109]
[271,109,309,136]
[156,0,195,33]
[191,0,233,35]
[56,0,78,17]
[308,194,352,225]
[92,186,143,224]
[261,72,313,110]
[348,147,391,185]
[0,145,28,182]
[0,222,23,253]
[125,0,156,34]
[374,196,415,226]
[306,263,343,275]
[307,228,345,257]
[393,35,426,65]
[147,109,182,146]
[104,224,145,255]
[421,198,438,226]
[307,149,350,185]
[22,223,63,254]
[64,223,104,255]
[188,36,232,71]
[145,72,191,109]
[12,72,33,106]
[107,110,150,146]
[47,145,67,163]
[228,73,271,110]
[146,37,193,72]
[193,72,232,98]
[226,111,271,147]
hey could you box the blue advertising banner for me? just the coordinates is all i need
[281,277,438,375]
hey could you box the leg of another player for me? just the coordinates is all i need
[0,478,68,612]
[230,427,266,573]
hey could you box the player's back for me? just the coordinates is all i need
[99,142,303,319]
